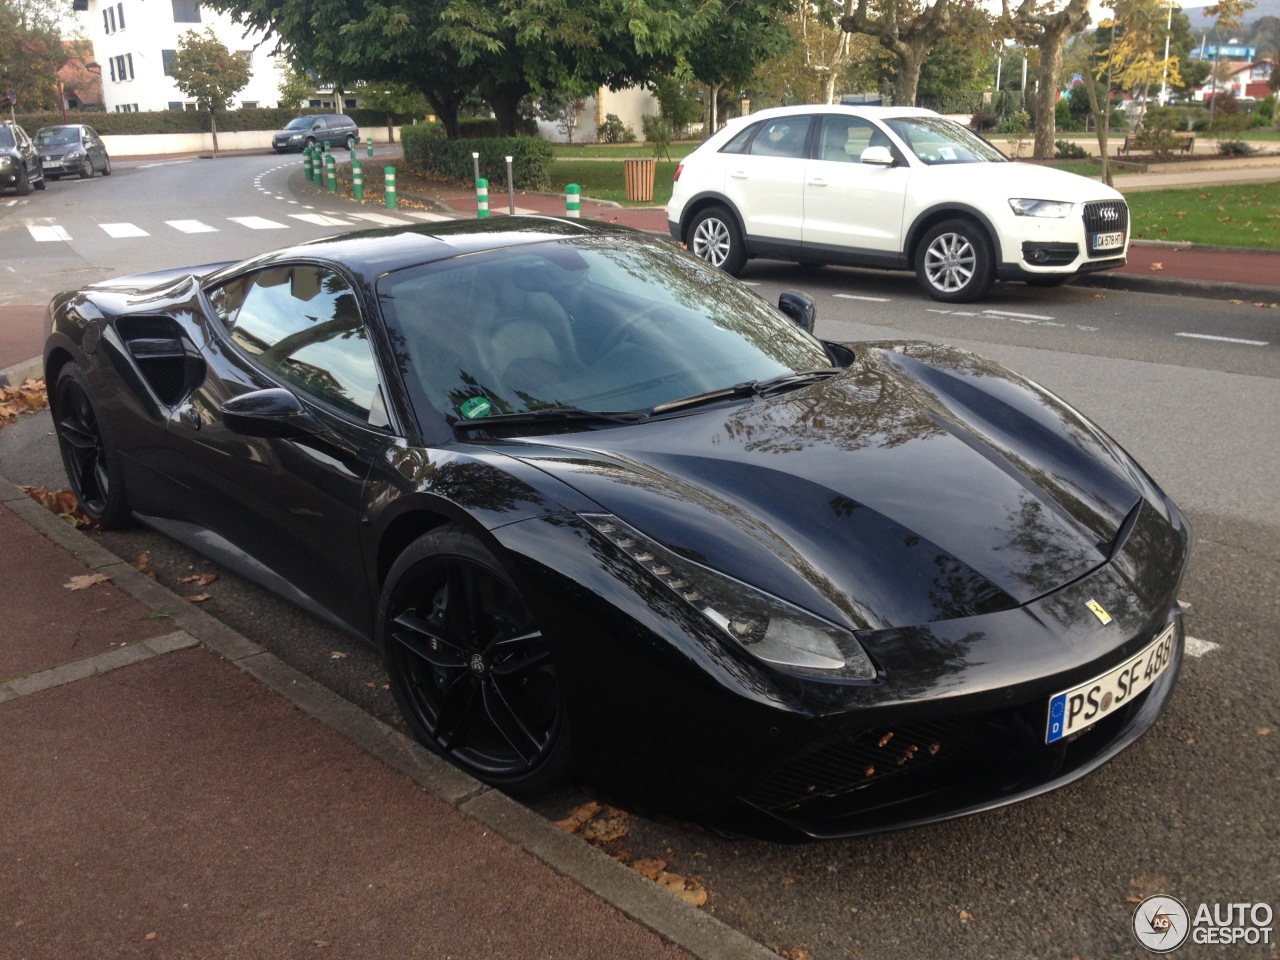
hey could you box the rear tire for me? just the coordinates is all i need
[914,218,994,303]
[101,157,112,176]
[52,364,132,528]
[687,205,747,276]
[16,167,30,196]
[33,169,46,191]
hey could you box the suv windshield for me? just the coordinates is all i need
[378,236,833,423]
[883,116,1006,165]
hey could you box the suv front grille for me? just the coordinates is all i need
[1082,200,1129,258]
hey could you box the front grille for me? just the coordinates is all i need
[1082,200,1129,258]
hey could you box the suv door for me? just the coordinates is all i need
[801,115,911,262]
[722,115,812,252]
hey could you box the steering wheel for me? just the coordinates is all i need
[597,302,667,356]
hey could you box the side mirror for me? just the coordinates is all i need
[777,291,817,334]
[221,387,325,439]
[860,145,895,166]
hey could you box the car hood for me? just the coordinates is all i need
[912,159,1124,204]
[503,342,1149,631]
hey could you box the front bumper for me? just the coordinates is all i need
[996,199,1131,280]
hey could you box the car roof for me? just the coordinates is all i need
[720,103,940,133]
[223,217,639,279]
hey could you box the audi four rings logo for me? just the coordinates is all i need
[1098,206,1121,221]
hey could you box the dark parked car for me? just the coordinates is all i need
[44,218,1191,840]
[0,121,47,195]
[272,114,359,152]
[34,124,112,180]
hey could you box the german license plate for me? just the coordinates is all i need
[1046,624,1176,743]
[1093,231,1124,251]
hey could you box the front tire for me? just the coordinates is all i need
[380,526,569,795]
[78,157,94,179]
[101,157,112,176]
[52,364,132,528]
[687,205,747,276]
[15,167,30,196]
[914,218,995,303]
[345,135,357,150]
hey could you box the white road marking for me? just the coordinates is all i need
[1175,332,1269,347]
[347,211,412,225]
[1185,636,1220,658]
[404,211,451,222]
[983,309,1056,321]
[5,199,17,207]
[834,293,891,302]
[289,213,351,226]
[27,225,71,242]
[227,216,288,230]
[166,219,219,234]
[100,222,149,238]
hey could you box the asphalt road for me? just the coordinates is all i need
[2,154,1277,960]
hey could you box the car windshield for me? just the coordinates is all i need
[883,115,1007,165]
[377,236,833,425]
[35,127,78,146]
[284,117,312,130]
[0,127,15,150]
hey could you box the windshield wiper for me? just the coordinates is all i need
[651,368,840,415]
[453,406,647,432]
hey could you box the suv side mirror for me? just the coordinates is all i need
[860,145,895,167]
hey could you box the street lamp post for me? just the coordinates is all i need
[1158,0,1176,106]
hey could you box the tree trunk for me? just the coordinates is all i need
[1033,37,1064,158]
[386,112,395,144]
[209,108,220,156]
[486,82,526,137]
[893,43,926,107]
[1083,69,1112,187]
[425,91,462,139]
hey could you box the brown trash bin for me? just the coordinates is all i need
[623,158,656,202]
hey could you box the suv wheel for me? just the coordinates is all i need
[688,206,747,276]
[915,218,994,303]
[16,167,31,196]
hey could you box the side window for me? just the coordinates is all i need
[747,117,812,159]
[219,266,383,423]
[817,116,879,163]
[719,121,760,155]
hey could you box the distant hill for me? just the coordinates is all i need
[1183,0,1280,36]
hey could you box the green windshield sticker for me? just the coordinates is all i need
[460,397,492,419]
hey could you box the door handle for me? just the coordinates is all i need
[730,171,748,179]
[808,178,828,186]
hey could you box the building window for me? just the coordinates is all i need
[117,2,125,29]
[114,55,128,81]
[162,49,176,76]
[241,101,258,109]
[168,101,184,110]
[107,6,116,31]
[108,59,116,82]
[126,53,134,79]
[344,98,356,108]
[171,0,201,23]
[102,9,110,32]
[308,99,321,107]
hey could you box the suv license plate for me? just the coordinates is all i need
[1093,231,1124,251]
[1046,623,1176,743]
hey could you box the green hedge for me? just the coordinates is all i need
[402,128,555,191]
[12,106,415,136]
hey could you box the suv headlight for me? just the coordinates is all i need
[1009,198,1074,218]
[583,514,877,681]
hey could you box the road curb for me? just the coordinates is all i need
[0,356,43,389]
[1074,272,1280,303]
[0,470,778,960]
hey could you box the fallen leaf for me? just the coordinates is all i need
[778,948,811,960]
[184,592,211,603]
[632,857,667,881]
[177,573,218,586]
[581,812,630,843]
[144,931,157,941]
[1149,262,1163,271]
[657,870,708,907]
[330,651,349,660]
[1259,727,1272,736]
[64,573,110,590]
[959,909,975,922]
[133,553,156,579]
[555,801,602,833]
[907,850,924,864]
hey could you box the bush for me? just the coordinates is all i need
[641,114,672,160]
[401,129,555,190]
[597,114,635,144]
[1055,99,1082,132]
[1217,138,1254,157]
[1054,139,1088,159]
[996,110,1030,134]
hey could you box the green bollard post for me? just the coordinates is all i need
[565,183,581,218]
[303,147,313,182]
[325,154,336,192]
[367,136,374,158]
[385,166,397,209]
[352,160,363,201]
[475,178,489,218]
[324,139,331,154]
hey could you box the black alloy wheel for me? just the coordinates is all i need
[52,365,131,527]
[381,527,569,794]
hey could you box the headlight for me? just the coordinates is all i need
[582,514,877,681]
[289,133,303,140]
[64,150,84,160]
[0,156,12,168]
[1009,198,1074,218]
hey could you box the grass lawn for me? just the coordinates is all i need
[1126,181,1280,248]
[549,158,681,206]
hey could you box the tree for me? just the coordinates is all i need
[0,0,64,112]
[276,61,314,109]
[683,0,795,132]
[916,2,999,106]
[168,29,252,156]
[355,81,430,143]
[1000,0,1092,158]
[1203,0,1256,128]
[840,0,993,107]
[753,1,866,106]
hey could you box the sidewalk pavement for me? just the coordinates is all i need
[0,480,778,960]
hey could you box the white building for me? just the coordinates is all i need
[82,0,287,113]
